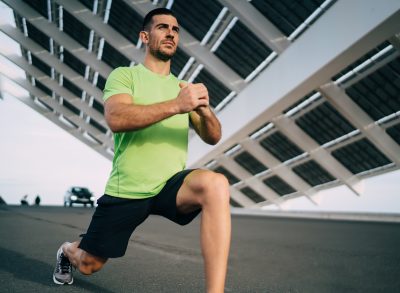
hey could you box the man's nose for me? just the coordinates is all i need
[166,30,174,38]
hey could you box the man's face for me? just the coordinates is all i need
[144,14,180,61]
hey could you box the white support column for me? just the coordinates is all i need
[0,24,104,104]
[273,115,363,195]
[320,82,400,166]
[55,0,145,63]
[3,0,113,78]
[218,0,290,53]
[122,0,244,92]
[188,0,400,167]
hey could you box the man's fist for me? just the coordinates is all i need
[176,82,209,113]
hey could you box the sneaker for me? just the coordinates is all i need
[53,243,73,285]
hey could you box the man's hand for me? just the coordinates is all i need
[176,82,209,113]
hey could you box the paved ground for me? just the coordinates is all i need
[0,205,399,292]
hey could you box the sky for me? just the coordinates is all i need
[0,2,399,212]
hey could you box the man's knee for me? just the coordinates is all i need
[195,170,230,204]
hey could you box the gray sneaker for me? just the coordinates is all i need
[53,243,73,285]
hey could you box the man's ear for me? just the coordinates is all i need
[140,31,149,44]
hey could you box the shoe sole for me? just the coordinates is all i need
[53,275,73,285]
[53,246,73,285]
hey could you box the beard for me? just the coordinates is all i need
[149,42,176,62]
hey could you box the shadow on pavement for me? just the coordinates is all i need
[0,246,114,293]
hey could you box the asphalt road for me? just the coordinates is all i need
[0,205,399,292]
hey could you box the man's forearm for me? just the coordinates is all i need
[106,99,179,132]
[193,107,222,145]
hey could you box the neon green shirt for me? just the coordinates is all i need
[103,64,188,199]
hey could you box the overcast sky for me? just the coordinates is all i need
[0,1,399,212]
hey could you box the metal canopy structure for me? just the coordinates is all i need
[1,0,399,209]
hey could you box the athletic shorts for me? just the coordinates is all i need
[78,169,201,258]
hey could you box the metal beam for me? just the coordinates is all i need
[3,0,113,78]
[217,156,278,203]
[240,139,319,205]
[0,69,112,149]
[273,115,363,195]
[320,82,400,166]
[55,0,145,63]
[7,93,112,160]
[218,0,290,53]
[2,52,107,127]
[0,24,105,104]
[188,0,400,167]
[229,187,255,207]
[123,0,244,92]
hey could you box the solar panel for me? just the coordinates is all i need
[259,131,304,162]
[240,187,265,203]
[63,9,91,49]
[332,41,392,81]
[345,57,400,121]
[92,99,104,114]
[263,175,296,196]
[31,54,52,77]
[292,160,336,186]
[214,21,272,78]
[63,99,80,115]
[108,0,143,44]
[250,0,326,36]
[234,151,267,175]
[214,166,240,185]
[78,0,94,10]
[63,77,82,98]
[102,42,131,69]
[35,80,52,96]
[89,118,107,134]
[194,69,231,108]
[295,101,356,145]
[386,123,400,145]
[172,0,223,41]
[230,197,242,207]
[26,21,51,51]
[96,75,106,91]
[63,49,87,76]
[283,90,318,114]
[331,138,392,174]
[22,0,47,18]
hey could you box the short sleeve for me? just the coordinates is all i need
[103,67,134,101]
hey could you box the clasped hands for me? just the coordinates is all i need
[176,82,211,116]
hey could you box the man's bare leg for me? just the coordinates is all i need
[62,241,108,275]
[177,170,231,293]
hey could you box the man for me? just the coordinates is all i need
[53,8,231,293]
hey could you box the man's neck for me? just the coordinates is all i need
[143,55,171,76]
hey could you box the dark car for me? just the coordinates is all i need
[64,187,95,207]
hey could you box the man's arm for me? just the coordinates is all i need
[105,82,209,133]
[190,106,222,145]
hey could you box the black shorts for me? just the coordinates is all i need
[79,169,201,258]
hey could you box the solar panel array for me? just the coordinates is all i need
[1,0,399,209]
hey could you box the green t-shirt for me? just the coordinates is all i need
[103,64,189,199]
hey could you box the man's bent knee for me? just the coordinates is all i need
[197,171,230,205]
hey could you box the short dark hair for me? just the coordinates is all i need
[142,8,177,31]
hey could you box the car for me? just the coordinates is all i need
[64,187,95,207]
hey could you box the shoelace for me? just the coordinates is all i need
[57,254,72,273]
